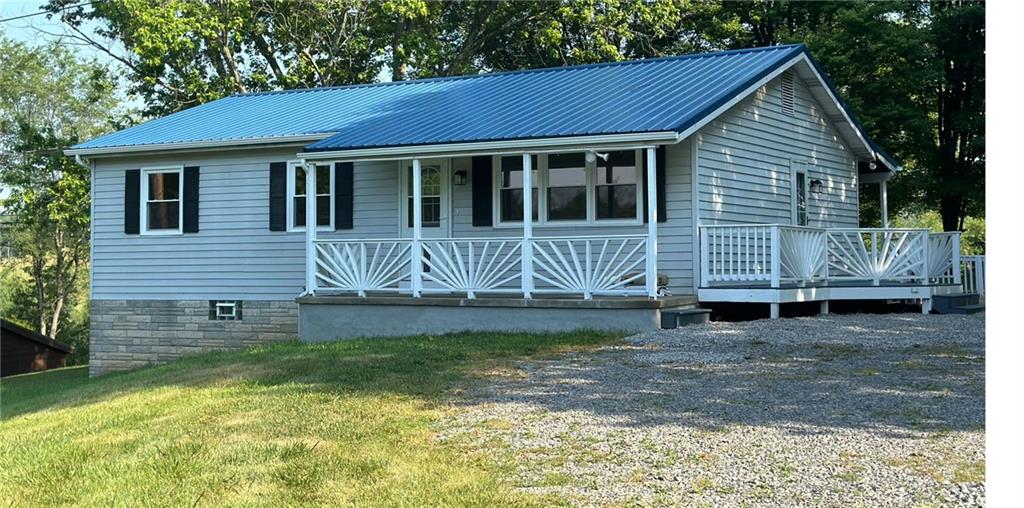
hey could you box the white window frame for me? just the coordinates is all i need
[286,161,335,233]
[215,301,237,319]
[140,166,184,236]
[492,150,645,228]
[791,161,810,226]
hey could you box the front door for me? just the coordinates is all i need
[399,159,451,238]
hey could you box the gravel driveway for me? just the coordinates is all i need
[442,313,985,507]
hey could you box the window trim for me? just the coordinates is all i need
[286,161,335,233]
[792,161,809,226]
[140,166,184,236]
[491,151,645,228]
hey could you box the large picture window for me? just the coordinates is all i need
[494,150,643,226]
[141,167,183,234]
[288,163,333,231]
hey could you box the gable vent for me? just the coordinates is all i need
[781,71,795,115]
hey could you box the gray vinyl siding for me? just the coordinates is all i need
[91,148,397,301]
[446,142,694,294]
[696,73,859,227]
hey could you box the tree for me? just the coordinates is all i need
[0,34,121,346]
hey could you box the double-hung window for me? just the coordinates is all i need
[494,150,643,226]
[596,151,639,220]
[546,153,588,221]
[141,167,183,234]
[793,163,809,226]
[287,163,333,231]
[498,155,538,222]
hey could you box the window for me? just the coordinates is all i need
[794,166,809,226]
[596,151,639,219]
[498,155,538,222]
[406,164,442,227]
[494,151,643,226]
[142,167,183,234]
[287,163,333,231]
[546,153,587,221]
[209,300,242,321]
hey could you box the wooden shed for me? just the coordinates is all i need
[1,319,73,377]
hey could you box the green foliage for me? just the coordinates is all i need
[893,210,985,255]
[0,35,121,353]
[0,331,619,505]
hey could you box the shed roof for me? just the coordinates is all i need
[1,319,73,354]
[69,44,897,169]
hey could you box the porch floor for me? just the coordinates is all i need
[297,293,699,310]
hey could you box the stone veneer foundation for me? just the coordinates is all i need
[89,300,298,376]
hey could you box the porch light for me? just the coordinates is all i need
[453,169,467,186]
[810,179,824,194]
[585,151,608,164]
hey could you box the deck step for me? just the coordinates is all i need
[933,293,980,314]
[949,303,985,315]
[660,308,712,329]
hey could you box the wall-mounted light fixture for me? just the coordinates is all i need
[585,151,609,164]
[809,179,824,194]
[453,170,468,186]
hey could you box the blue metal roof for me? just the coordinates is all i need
[72,44,807,152]
[73,42,898,168]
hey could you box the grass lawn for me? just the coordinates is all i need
[0,331,620,507]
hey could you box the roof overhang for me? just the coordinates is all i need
[64,133,334,158]
[298,131,681,162]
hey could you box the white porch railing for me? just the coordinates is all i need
[961,255,986,300]
[312,234,651,299]
[700,225,962,289]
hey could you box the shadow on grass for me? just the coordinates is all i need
[0,330,621,421]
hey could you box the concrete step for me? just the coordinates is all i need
[660,308,712,329]
[933,293,980,314]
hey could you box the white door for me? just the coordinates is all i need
[399,159,451,238]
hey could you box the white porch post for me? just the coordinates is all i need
[521,154,534,299]
[411,158,423,297]
[879,180,889,228]
[304,160,317,295]
[645,147,658,298]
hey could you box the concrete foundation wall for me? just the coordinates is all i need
[89,299,297,376]
[298,302,659,342]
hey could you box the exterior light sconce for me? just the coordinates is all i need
[453,170,468,186]
[809,179,824,194]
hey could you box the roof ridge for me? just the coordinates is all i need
[233,43,806,99]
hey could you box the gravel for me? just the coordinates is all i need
[441,313,985,507]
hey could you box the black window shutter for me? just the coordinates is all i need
[124,169,140,234]
[183,166,200,233]
[471,155,493,227]
[269,162,287,231]
[643,146,668,223]
[335,162,354,230]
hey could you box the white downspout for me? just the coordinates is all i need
[303,158,316,296]
[879,180,889,228]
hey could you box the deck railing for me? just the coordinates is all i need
[961,255,986,300]
[700,224,961,289]
[312,234,651,299]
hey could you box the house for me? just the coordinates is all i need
[67,44,967,376]
[1,319,74,377]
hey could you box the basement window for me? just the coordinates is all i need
[209,301,242,321]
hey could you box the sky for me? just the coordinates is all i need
[1,0,145,110]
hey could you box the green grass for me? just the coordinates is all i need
[0,331,620,507]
